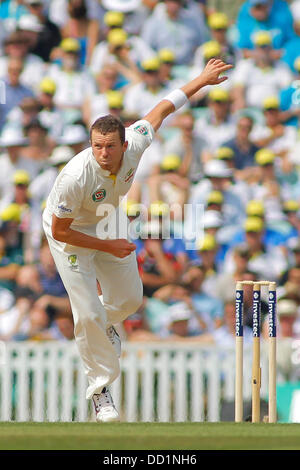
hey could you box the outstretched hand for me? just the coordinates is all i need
[201,58,233,85]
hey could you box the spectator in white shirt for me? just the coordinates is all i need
[232,30,292,111]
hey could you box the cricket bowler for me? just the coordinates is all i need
[42,58,232,422]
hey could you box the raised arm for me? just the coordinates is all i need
[143,58,233,131]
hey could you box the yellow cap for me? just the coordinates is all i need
[216,146,234,160]
[141,56,160,71]
[150,201,169,217]
[13,170,30,185]
[39,77,56,95]
[208,12,229,30]
[255,148,275,166]
[263,96,279,110]
[207,190,224,205]
[294,56,300,71]
[106,90,123,109]
[283,200,300,212]
[0,203,22,223]
[160,154,181,171]
[244,216,264,233]
[208,87,230,102]
[158,48,175,63]
[60,38,80,53]
[254,30,272,47]
[123,199,141,217]
[107,28,128,46]
[246,200,265,217]
[104,11,124,27]
[202,40,222,59]
[196,233,217,251]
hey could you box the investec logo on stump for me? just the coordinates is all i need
[95,198,204,250]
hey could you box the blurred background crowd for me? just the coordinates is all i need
[0,0,300,379]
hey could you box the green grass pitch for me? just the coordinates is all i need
[0,422,300,450]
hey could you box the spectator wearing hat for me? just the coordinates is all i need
[58,123,88,154]
[58,0,99,66]
[251,95,297,156]
[236,0,295,56]
[225,216,287,280]
[189,40,234,102]
[252,148,300,218]
[0,30,45,93]
[35,78,65,141]
[124,57,173,118]
[157,48,185,89]
[23,0,61,62]
[187,233,223,295]
[142,0,208,65]
[0,204,24,282]
[0,127,45,203]
[207,12,238,66]
[185,159,245,246]
[223,114,260,171]
[232,30,292,110]
[47,38,96,121]
[230,199,286,248]
[89,28,143,86]
[194,88,235,153]
[162,110,208,184]
[193,13,237,76]
[84,89,125,127]
[279,57,300,128]
[0,57,34,131]
[147,153,190,218]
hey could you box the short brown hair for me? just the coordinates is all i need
[90,114,125,143]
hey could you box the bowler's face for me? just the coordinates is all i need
[91,130,128,174]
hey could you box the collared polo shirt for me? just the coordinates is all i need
[44,119,155,238]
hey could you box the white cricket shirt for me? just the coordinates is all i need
[43,119,155,238]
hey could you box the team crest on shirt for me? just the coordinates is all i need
[133,124,148,136]
[92,189,106,202]
[124,168,135,183]
[68,254,78,270]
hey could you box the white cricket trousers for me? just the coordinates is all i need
[43,218,143,399]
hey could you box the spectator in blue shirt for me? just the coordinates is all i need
[281,8,300,72]
[224,114,260,170]
[279,57,300,127]
[0,57,33,130]
[236,0,295,55]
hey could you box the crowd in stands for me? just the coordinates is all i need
[0,0,300,377]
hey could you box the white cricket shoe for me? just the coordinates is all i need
[106,325,121,358]
[92,387,120,423]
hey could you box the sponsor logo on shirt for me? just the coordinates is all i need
[133,124,148,136]
[92,189,106,202]
[58,204,72,213]
[124,168,135,183]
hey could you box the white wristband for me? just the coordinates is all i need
[164,89,188,111]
